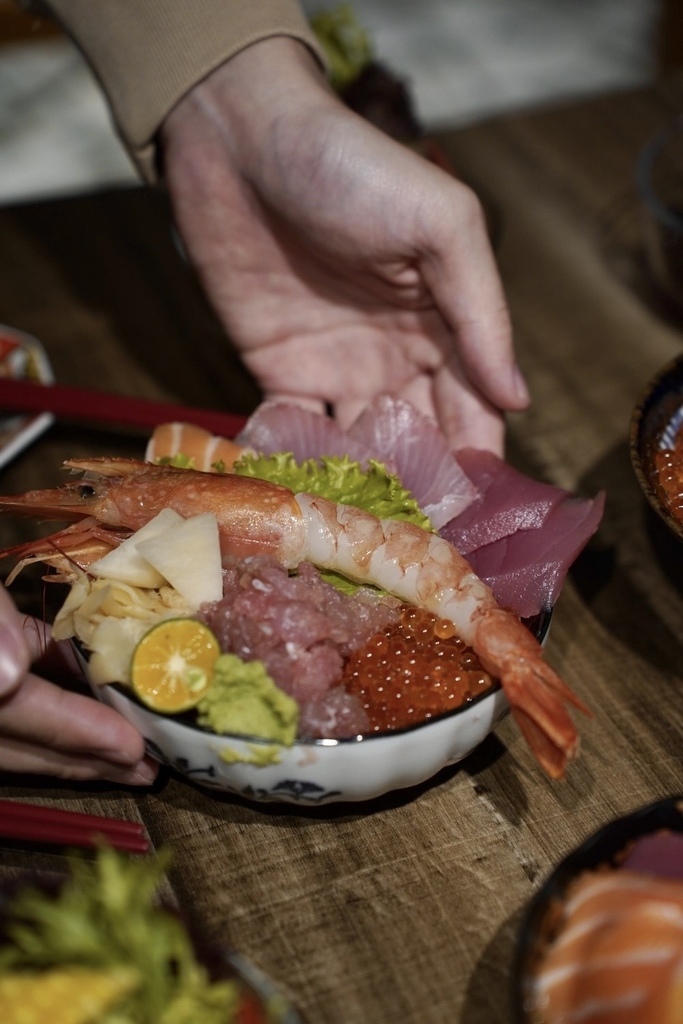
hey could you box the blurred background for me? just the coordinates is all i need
[0,0,678,205]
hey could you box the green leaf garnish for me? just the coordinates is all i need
[0,847,243,1023]
[157,453,195,470]
[233,452,432,530]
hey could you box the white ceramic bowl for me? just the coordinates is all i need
[86,609,551,806]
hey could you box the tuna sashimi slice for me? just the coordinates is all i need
[461,491,605,618]
[442,448,569,554]
[347,395,477,527]
[237,396,478,527]
[236,400,369,464]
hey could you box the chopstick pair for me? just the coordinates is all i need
[0,799,150,855]
[0,377,247,438]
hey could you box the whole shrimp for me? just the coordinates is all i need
[0,458,588,779]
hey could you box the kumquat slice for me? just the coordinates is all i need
[130,618,220,713]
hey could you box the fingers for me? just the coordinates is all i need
[0,737,158,785]
[433,361,506,455]
[22,616,84,680]
[421,181,530,416]
[0,589,152,783]
[262,391,328,417]
[1,672,146,762]
[0,671,157,785]
[0,586,31,698]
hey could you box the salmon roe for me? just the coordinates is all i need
[654,444,683,519]
[342,605,494,732]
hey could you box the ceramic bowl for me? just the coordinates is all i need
[86,609,551,806]
[630,352,683,543]
[511,795,683,1023]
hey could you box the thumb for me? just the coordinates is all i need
[0,585,31,697]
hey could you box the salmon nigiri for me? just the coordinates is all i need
[145,422,248,472]
[530,832,683,1023]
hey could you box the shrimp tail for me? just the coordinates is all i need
[504,660,589,779]
[473,608,590,779]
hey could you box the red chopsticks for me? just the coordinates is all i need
[0,799,150,854]
[0,378,247,439]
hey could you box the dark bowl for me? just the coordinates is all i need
[511,796,683,1023]
[630,352,683,543]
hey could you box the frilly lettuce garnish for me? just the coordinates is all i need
[0,846,243,1023]
[233,451,433,531]
[156,453,195,469]
[233,453,432,595]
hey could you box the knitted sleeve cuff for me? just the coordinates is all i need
[43,0,326,179]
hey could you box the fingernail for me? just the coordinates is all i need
[107,759,159,787]
[512,365,531,405]
[0,621,27,695]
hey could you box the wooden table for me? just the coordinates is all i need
[1,78,683,1023]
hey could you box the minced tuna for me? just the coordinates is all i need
[199,555,400,738]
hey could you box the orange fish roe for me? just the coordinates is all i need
[654,445,683,519]
[342,605,495,732]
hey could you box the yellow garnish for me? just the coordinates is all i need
[0,965,139,1024]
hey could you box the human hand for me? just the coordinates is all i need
[160,37,529,455]
[0,586,157,784]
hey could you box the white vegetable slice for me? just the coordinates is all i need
[87,616,151,685]
[89,508,185,588]
[137,513,223,609]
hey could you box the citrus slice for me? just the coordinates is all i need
[130,618,220,713]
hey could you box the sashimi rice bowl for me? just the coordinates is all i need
[0,397,604,804]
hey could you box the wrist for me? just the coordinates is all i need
[160,37,334,179]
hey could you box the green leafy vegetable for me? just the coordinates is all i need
[233,452,432,531]
[0,847,244,1023]
[156,453,195,470]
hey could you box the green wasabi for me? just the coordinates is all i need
[196,655,298,746]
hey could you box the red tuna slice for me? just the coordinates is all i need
[461,491,605,618]
[442,448,570,554]
[236,400,369,464]
[347,395,477,527]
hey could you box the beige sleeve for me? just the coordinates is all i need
[40,0,326,180]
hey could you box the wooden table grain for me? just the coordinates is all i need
[1,78,683,1023]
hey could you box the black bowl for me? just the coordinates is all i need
[511,796,683,1023]
[630,353,683,543]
